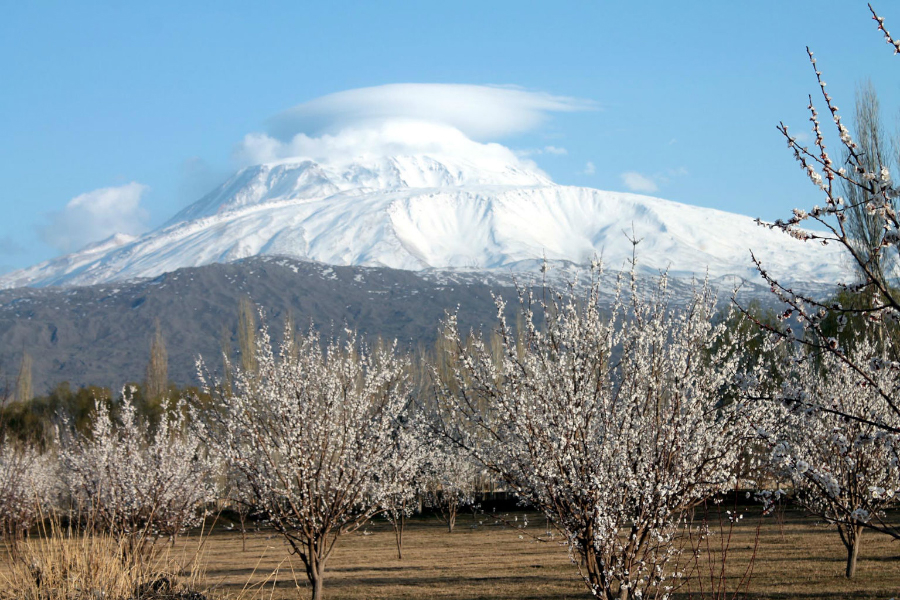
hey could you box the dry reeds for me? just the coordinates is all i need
[0,517,209,600]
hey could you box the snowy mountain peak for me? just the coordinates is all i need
[0,143,850,290]
[170,152,552,225]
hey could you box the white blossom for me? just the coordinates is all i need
[59,392,214,547]
[196,323,418,600]
[0,439,57,547]
[434,268,757,600]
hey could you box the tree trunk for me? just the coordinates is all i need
[391,508,406,560]
[846,525,862,579]
[311,571,324,600]
[308,559,327,600]
[580,535,606,599]
[302,537,328,600]
[240,512,247,552]
[447,507,457,533]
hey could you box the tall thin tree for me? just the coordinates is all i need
[237,297,258,375]
[15,352,32,405]
[841,80,897,287]
[145,320,168,401]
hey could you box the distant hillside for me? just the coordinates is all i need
[0,255,806,395]
[0,257,518,393]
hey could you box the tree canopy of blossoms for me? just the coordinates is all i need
[0,438,56,549]
[433,269,759,600]
[749,336,900,577]
[59,393,214,550]
[197,324,419,600]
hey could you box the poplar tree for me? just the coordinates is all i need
[145,321,168,401]
[237,297,258,375]
[15,352,32,405]
[841,80,897,287]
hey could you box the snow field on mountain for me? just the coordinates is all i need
[0,153,849,289]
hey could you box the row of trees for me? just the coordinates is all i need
[3,260,898,598]
[0,325,484,598]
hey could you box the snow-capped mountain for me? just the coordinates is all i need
[0,152,847,289]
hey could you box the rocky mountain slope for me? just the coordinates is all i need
[0,256,787,394]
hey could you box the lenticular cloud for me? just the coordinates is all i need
[266,84,596,141]
[235,84,595,168]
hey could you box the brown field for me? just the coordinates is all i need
[3,510,900,599]
[198,510,900,599]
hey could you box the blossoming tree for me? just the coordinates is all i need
[737,5,900,573]
[751,3,900,434]
[750,337,900,577]
[60,393,214,550]
[197,324,418,600]
[424,440,479,534]
[433,269,758,600]
[0,439,55,550]
[379,410,429,560]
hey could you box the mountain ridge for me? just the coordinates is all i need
[0,255,806,394]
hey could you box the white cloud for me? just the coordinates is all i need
[583,161,596,175]
[233,120,546,175]
[267,84,596,142]
[515,145,568,158]
[621,171,659,193]
[40,182,149,253]
[543,145,568,155]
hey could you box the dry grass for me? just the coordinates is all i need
[198,510,900,600]
[3,510,899,599]
[707,511,900,600]
[0,521,210,600]
[202,512,584,600]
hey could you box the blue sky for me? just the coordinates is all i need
[1,1,899,273]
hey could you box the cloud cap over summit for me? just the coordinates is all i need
[266,84,596,142]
